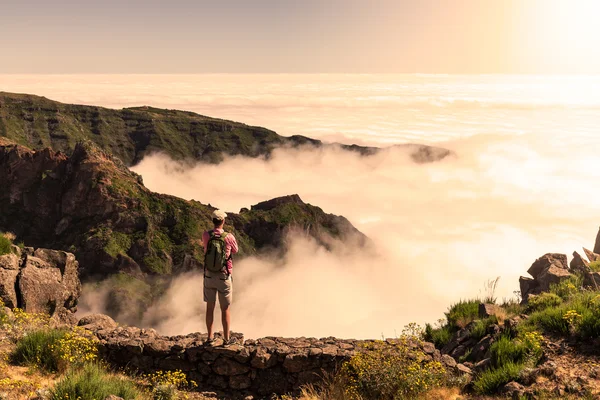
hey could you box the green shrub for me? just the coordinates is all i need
[527,292,563,312]
[522,292,599,337]
[144,370,197,400]
[51,362,142,400]
[424,324,452,348]
[490,332,543,368]
[473,362,524,394]
[0,235,12,256]
[470,316,498,341]
[445,299,480,330]
[104,231,132,258]
[152,385,176,400]
[589,261,600,273]
[490,336,524,367]
[524,305,570,335]
[550,275,583,300]
[340,338,448,399]
[11,329,67,372]
[11,327,97,373]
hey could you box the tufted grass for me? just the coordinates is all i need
[472,331,543,394]
[445,299,481,330]
[0,234,12,256]
[11,329,67,372]
[51,362,142,400]
[527,292,563,312]
[473,361,524,395]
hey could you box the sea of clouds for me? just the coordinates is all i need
[4,74,600,339]
[125,135,600,339]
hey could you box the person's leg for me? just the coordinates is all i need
[206,301,216,339]
[218,276,233,342]
[220,302,231,341]
[204,277,218,341]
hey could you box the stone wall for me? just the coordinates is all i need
[79,315,462,399]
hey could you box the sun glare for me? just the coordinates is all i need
[527,0,600,71]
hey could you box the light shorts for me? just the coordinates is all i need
[203,273,233,306]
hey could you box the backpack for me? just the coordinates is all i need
[204,231,230,273]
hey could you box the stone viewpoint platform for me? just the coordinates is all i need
[79,314,460,399]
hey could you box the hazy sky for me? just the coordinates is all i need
[1,0,599,73]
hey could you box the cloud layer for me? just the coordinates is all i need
[110,135,600,339]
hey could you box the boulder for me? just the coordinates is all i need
[594,227,600,254]
[19,256,64,314]
[0,253,19,270]
[528,253,567,278]
[519,276,540,303]
[0,249,81,320]
[456,363,472,375]
[19,253,79,316]
[441,354,457,368]
[570,251,590,274]
[478,303,503,319]
[584,248,599,263]
[474,358,492,372]
[78,314,118,332]
[537,265,572,291]
[441,327,471,354]
[502,381,525,398]
[584,272,600,289]
[470,335,495,362]
[0,253,20,308]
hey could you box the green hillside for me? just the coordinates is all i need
[0,91,452,165]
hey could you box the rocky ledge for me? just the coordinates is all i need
[79,314,468,399]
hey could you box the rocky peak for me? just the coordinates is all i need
[250,194,304,211]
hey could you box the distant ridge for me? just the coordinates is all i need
[0,91,453,166]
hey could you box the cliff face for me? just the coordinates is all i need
[0,91,453,166]
[0,138,366,282]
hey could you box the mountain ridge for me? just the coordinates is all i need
[0,91,453,166]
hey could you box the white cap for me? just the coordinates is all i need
[211,209,227,220]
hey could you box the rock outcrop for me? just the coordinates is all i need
[520,253,572,303]
[594,227,600,255]
[0,247,80,322]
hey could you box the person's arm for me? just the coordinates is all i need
[201,231,210,254]
[228,234,239,255]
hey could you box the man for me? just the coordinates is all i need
[202,209,238,345]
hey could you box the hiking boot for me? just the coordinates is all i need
[204,337,216,345]
[223,337,238,346]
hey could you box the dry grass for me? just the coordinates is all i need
[1,232,16,242]
[296,384,464,400]
[424,387,464,400]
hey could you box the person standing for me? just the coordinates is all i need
[202,209,238,345]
